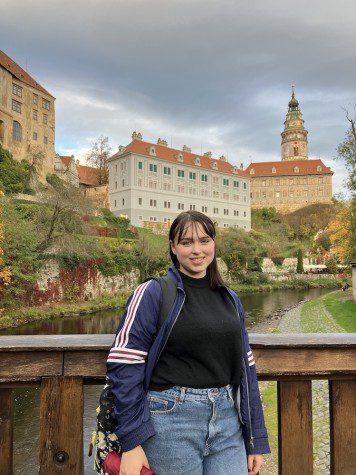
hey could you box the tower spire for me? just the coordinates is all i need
[281,88,308,161]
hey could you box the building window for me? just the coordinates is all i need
[122,179,125,186]
[122,198,125,206]
[272,167,276,173]
[12,83,22,97]
[275,191,280,198]
[150,199,157,207]
[33,110,38,120]
[42,98,50,111]
[202,206,207,213]
[213,208,219,214]
[223,209,229,215]
[164,201,171,208]
[243,182,247,190]
[12,99,22,113]
[243,211,246,217]
[138,178,143,187]
[250,168,254,175]
[234,210,239,216]
[213,176,219,184]
[149,164,157,172]
[223,178,229,186]
[213,191,219,198]
[149,146,156,156]
[114,199,117,207]
[318,177,323,184]
[178,169,185,178]
[178,203,185,210]
[201,174,208,182]
[178,185,185,193]
[294,166,299,173]
[188,186,196,195]
[149,181,157,189]
[164,166,171,175]
[317,166,322,172]
[233,181,239,188]
[115,181,118,189]
[262,180,266,187]
[33,94,38,105]
[138,198,142,205]
[12,121,22,141]
[33,132,38,141]
[189,172,196,180]
[223,223,229,228]
[223,193,229,200]
[139,215,143,221]
[138,161,143,170]
[163,183,171,191]
[44,136,48,145]
[294,146,299,156]
[189,204,196,210]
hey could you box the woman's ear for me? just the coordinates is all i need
[169,240,176,255]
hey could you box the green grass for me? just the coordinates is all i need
[0,292,129,330]
[230,277,340,294]
[301,290,356,333]
[260,382,278,452]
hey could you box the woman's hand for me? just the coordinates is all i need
[248,454,264,474]
[120,445,150,475]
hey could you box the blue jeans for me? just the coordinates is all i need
[142,385,248,475]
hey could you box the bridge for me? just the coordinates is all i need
[0,334,355,474]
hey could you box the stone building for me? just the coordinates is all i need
[107,132,251,229]
[0,50,55,180]
[246,89,333,213]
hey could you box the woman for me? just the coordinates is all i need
[107,211,270,475]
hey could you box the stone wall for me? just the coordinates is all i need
[28,259,139,306]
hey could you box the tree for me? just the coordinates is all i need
[296,249,304,273]
[133,233,170,282]
[336,108,356,196]
[86,135,111,185]
[0,144,33,194]
[327,204,354,262]
[0,192,11,299]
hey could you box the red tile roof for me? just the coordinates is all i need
[0,49,54,98]
[245,159,333,177]
[59,156,103,186]
[110,139,249,177]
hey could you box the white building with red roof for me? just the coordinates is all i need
[107,132,251,229]
[246,89,333,213]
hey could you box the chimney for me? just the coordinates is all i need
[118,145,126,153]
[240,163,244,170]
[219,155,227,162]
[132,131,143,141]
[204,151,212,158]
[182,145,191,153]
[157,138,168,147]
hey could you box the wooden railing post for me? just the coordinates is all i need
[0,388,13,475]
[277,380,313,475]
[329,379,356,475]
[39,376,83,474]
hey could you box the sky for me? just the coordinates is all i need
[1,0,355,194]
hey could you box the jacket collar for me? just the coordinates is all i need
[168,264,228,291]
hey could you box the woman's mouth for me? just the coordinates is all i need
[190,257,204,265]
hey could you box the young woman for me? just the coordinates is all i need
[106,211,270,475]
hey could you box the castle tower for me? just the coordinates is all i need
[281,86,308,161]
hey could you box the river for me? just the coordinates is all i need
[4,287,332,474]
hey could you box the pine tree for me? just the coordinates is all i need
[296,248,304,273]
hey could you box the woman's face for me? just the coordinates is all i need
[170,222,215,278]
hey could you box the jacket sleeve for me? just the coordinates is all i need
[107,279,162,452]
[234,291,271,455]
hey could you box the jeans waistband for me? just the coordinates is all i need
[150,384,234,401]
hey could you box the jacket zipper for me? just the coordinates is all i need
[155,288,186,363]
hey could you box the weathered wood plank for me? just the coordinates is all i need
[329,380,356,475]
[0,333,355,351]
[64,350,107,377]
[0,351,63,381]
[0,388,13,475]
[39,377,83,475]
[278,380,313,475]
[255,348,356,377]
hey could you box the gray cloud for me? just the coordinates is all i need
[1,0,355,192]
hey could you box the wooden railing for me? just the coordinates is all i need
[0,334,355,475]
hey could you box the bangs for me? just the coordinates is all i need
[172,213,215,244]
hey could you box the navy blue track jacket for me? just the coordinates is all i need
[107,265,270,455]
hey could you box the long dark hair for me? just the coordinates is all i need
[169,211,226,290]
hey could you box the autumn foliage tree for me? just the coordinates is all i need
[0,191,12,299]
[327,204,353,262]
[86,135,111,185]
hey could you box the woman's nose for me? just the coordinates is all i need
[192,242,202,253]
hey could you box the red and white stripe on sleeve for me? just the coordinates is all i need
[247,350,255,367]
[107,280,151,365]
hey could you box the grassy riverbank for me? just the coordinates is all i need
[0,292,129,330]
[231,276,340,294]
[300,290,356,333]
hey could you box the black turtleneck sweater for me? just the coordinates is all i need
[149,271,242,390]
